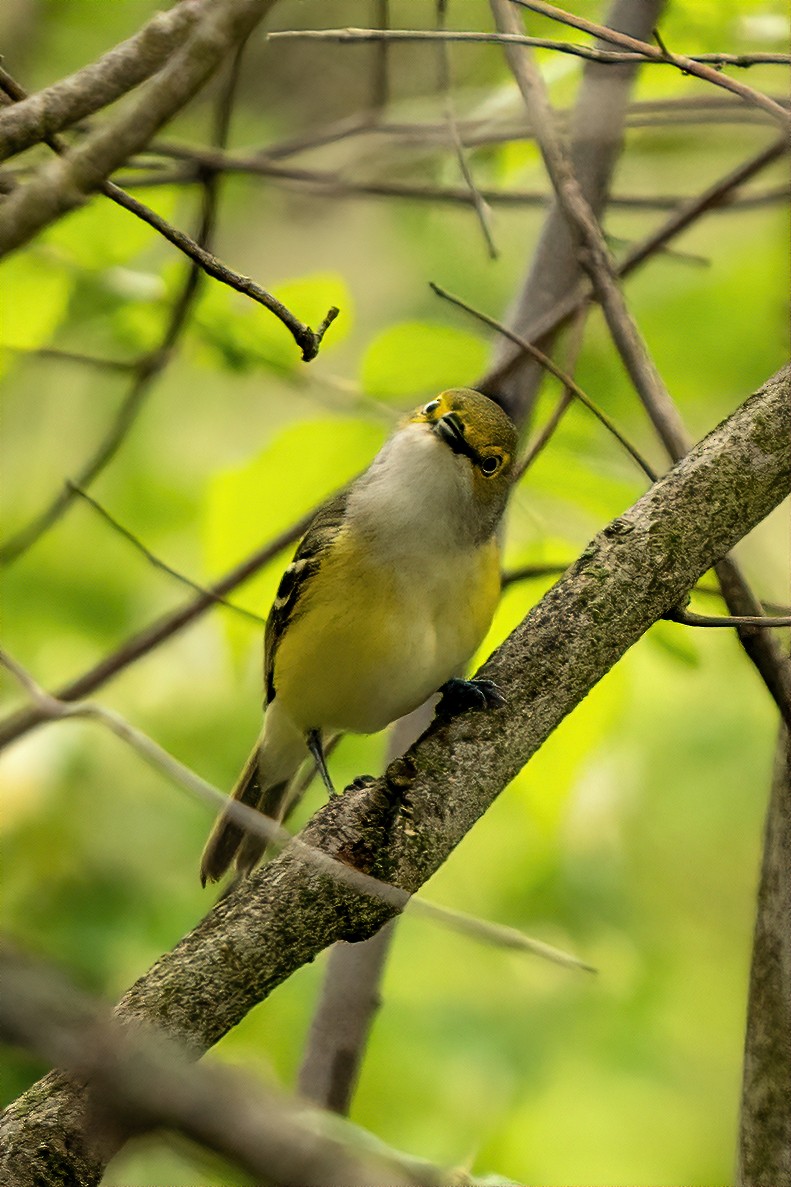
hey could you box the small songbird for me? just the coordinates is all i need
[200,388,517,885]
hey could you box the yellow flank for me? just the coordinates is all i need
[273,523,501,734]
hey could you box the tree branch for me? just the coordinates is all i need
[509,0,791,128]
[268,26,791,70]
[0,0,212,162]
[2,365,788,1187]
[0,948,431,1187]
[738,728,791,1186]
[0,0,278,259]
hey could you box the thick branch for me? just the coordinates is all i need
[0,0,277,258]
[0,0,211,162]
[738,728,791,1186]
[0,949,426,1187]
[2,366,789,1186]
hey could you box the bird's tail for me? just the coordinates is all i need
[199,704,305,885]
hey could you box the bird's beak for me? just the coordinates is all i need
[435,412,477,461]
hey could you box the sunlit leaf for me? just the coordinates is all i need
[203,416,385,659]
[360,321,489,401]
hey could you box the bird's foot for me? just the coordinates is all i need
[436,677,505,719]
[348,773,377,791]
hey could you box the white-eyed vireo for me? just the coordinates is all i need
[200,388,517,884]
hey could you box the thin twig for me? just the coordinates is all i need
[25,347,140,372]
[0,647,592,973]
[436,0,498,258]
[115,139,790,214]
[68,484,265,625]
[267,27,791,71]
[667,608,791,629]
[508,0,791,127]
[370,0,391,114]
[430,282,657,482]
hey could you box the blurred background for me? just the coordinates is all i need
[0,1,788,1183]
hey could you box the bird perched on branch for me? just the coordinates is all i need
[200,388,517,885]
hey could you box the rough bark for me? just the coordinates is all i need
[738,729,791,1186]
[1,365,789,1187]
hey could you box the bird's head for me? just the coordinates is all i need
[408,388,517,536]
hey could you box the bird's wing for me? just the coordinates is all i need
[264,489,350,705]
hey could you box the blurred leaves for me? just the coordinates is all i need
[0,2,788,1184]
[360,320,489,399]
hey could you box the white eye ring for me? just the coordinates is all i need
[480,455,500,476]
[423,399,441,415]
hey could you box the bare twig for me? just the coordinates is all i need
[369,0,391,115]
[24,347,140,372]
[110,138,789,215]
[666,608,791,629]
[509,0,791,128]
[69,484,265,625]
[436,0,498,258]
[267,27,791,71]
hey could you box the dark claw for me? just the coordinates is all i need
[436,677,506,719]
[348,773,377,791]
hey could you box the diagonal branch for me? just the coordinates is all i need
[0,0,279,258]
[2,365,788,1187]
[0,948,432,1187]
[509,0,791,128]
[0,0,212,162]
[490,0,791,726]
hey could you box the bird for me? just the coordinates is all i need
[200,387,517,885]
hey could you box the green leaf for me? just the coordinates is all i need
[648,620,701,667]
[360,320,488,401]
[40,188,180,269]
[204,416,385,660]
[0,253,72,352]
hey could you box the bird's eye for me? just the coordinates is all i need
[423,399,441,416]
[479,455,501,476]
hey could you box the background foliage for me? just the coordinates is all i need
[0,1,788,1183]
